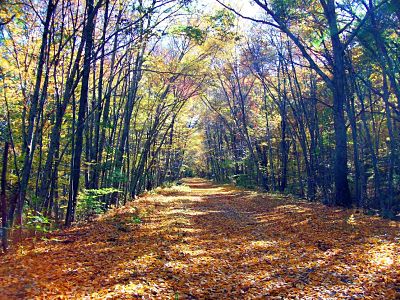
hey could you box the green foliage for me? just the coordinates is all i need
[100,120,113,130]
[218,159,231,169]
[170,25,206,44]
[26,210,50,233]
[77,188,120,219]
[161,181,177,188]
[271,0,297,23]
[182,165,195,177]
[208,9,236,40]
[232,174,256,189]
[29,194,42,210]
[310,31,329,49]
[131,215,142,224]
[110,170,128,184]
[209,9,235,30]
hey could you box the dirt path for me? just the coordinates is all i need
[1,178,399,299]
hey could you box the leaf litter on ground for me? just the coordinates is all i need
[0,178,399,299]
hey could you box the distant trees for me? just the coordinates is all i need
[0,0,217,245]
[206,0,400,217]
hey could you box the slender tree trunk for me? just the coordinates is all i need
[345,72,361,206]
[1,142,9,252]
[92,0,112,189]
[38,29,85,205]
[66,0,99,227]
[263,88,276,190]
[356,82,381,204]
[17,0,56,227]
[381,73,395,216]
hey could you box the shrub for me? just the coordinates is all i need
[77,188,120,220]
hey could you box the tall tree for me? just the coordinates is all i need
[66,0,102,227]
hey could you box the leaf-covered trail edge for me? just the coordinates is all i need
[0,178,399,299]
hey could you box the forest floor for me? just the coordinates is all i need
[0,178,399,299]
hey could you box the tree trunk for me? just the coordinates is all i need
[1,142,9,252]
[324,0,352,207]
[17,0,56,227]
[66,0,98,227]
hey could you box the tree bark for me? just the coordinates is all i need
[66,0,99,227]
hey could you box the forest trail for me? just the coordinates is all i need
[1,178,399,299]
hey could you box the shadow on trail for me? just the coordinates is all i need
[0,178,398,299]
